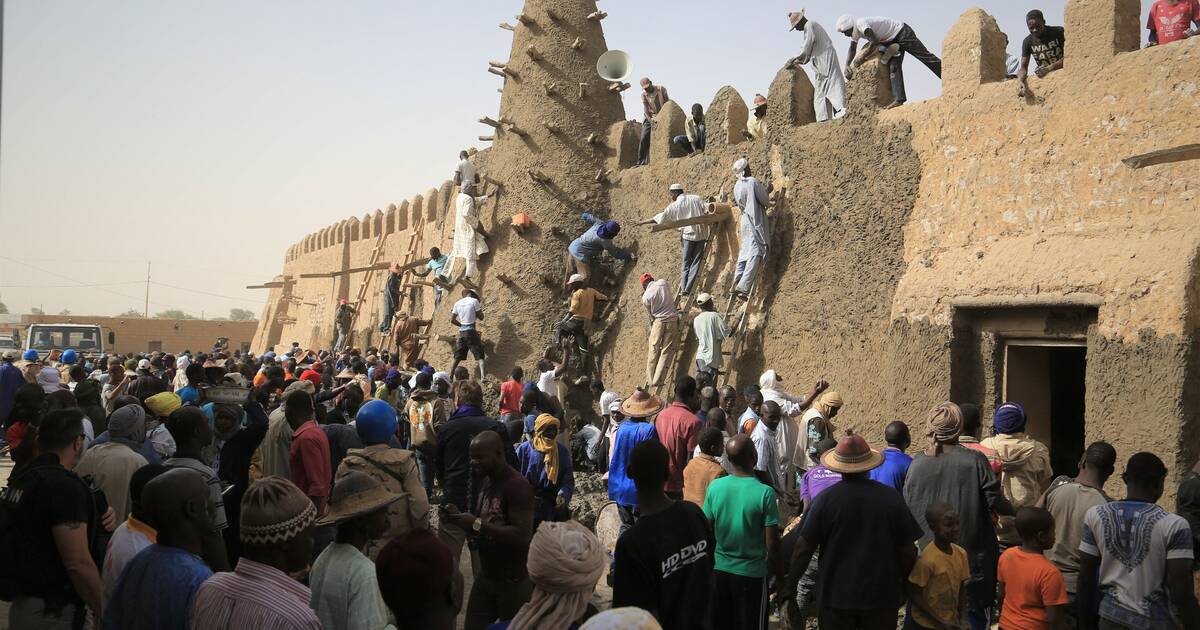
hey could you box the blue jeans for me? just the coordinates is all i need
[609,503,639,575]
[415,450,435,496]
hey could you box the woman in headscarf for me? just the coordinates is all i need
[500,520,606,630]
[36,365,65,394]
[172,354,191,391]
[72,366,109,435]
[903,402,1014,630]
[792,389,842,474]
[515,414,575,526]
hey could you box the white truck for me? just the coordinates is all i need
[25,323,114,360]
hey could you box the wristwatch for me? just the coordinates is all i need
[472,517,483,533]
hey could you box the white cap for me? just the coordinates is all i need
[696,292,714,305]
[732,158,748,174]
[137,358,151,370]
[568,273,585,285]
[668,183,684,192]
[608,399,623,413]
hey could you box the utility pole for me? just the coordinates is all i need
[144,261,151,317]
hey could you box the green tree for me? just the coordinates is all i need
[118,309,145,318]
[155,309,196,320]
[229,308,256,321]
[58,309,72,316]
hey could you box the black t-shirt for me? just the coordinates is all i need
[798,477,922,611]
[8,453,94,600]
[1022,26,1065,69]
[613,500,715,630]
[474,466,533,581]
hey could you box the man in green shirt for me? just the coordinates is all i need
[702,434,781,630]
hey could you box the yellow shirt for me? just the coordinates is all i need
[746,114,767,140]
[569,288,607,320]
[908,542,970,628]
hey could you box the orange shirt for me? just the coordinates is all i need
[997,547,1069,630]
[499,380,523,416]
[252,371,267,388]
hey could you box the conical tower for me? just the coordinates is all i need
[424,0,626,381]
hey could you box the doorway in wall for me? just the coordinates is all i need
[1003,339,1087,477]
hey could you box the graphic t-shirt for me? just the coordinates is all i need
[908,542,971,629]
[1080,501,1195,628]
[1022,26,1066,69]
[800,465,842,503]
[997,547,1069,630]
[702,475,779,578]
[1149,0,1200,44]
[613,501,715,630]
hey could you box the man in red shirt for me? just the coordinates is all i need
[1147,0,1200,45]
[286,391,332,514]
[499,367,525,445]
[655,375,702,500]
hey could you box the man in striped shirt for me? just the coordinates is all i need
[190,476,321,630]
[165,407,231,571]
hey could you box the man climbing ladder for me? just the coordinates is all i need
[731,158,770,301]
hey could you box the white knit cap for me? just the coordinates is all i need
[835,14,854,33]
[668,183,684,192]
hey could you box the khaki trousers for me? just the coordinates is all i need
[646,318,678,386]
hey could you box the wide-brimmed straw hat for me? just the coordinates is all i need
[620,388,664,418]
[821,430,884,474]
[788,10,806,30]
[317,471,402,526]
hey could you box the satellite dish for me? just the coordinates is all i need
[596,50,632,82]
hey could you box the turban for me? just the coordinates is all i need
[175,355,190,371]
[433,371,450,385]
[596,220,621,240]
[812,390,843,418]
[376,529,454,618]
[108,404,147,449]
[732,157,748,174]
[531,414,562,484]
[240,476,317,546]
[758,369,783,392]
[835,14,855,33]
[993,402,1027,434]
[36,367,62,394]
[144,391,182,418]
[581,608,662,630]
[599,390,620,417]
[177,386,200,405]
[509,521,607,630]
[927,401,964,448]
[299,369,322,388]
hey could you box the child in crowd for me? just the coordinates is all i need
[997,506,1069,630]
[907,501,970,630]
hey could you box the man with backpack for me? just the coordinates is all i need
[1,408,116,627]
[404,370,445,497]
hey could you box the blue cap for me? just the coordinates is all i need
[355,399,398,444]
[61,349,78,365]
[22,349,39,362]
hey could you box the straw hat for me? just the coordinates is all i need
[620,388,664,418]
[317,471,403,526]
[821,430,884,474]
[788,10,806,30]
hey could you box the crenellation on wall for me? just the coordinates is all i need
[942,8,1009,98]
[765,65,816,136]
[706,86,749,149]
[1065,0,1141,72]
[650,101,686,164]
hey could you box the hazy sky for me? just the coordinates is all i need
[2,0,1150,318]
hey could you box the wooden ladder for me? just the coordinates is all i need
[652,242,712,398]
[344,230,389,348]
[719,264,763,387]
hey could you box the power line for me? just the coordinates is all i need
[150,281,264,305]
[0,281,144,288]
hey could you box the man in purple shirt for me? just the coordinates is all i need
[800,438,841,511]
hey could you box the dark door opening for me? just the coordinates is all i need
[1004,341,1087,477]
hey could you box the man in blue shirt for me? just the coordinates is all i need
[868,420,913,491]
[104,468,215,630]
[607,389,663,575]
[565,213,635,289]
[413,247,451,308]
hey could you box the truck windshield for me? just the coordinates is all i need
[28,326,101,352]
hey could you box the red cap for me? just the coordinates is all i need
[339,298,348,305]
[639,273,654,285]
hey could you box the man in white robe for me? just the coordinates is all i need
[786,10,846,122]
[448,182,494,287]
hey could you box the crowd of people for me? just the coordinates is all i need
[6,339,1200,630]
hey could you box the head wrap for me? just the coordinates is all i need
[927,401,964,451]
[532,414,562,484]
[433,371,450,386]
[175,355,191,371]
[835,14,855,33]
[993,402,1027,434]
[596,220,621,240]
[758,369,783,392]
[599,390,620,417]
[240,476,317,546]
[145,391,182,418]
[108,404,147,449]
[36,367,62,394]
[376,529,455,619]
[812,390,843,418]
[580,608,662,630]
[385,368,402,388]
[508,521,606,630]
[177,386,200,405]
[731,158,748,174]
